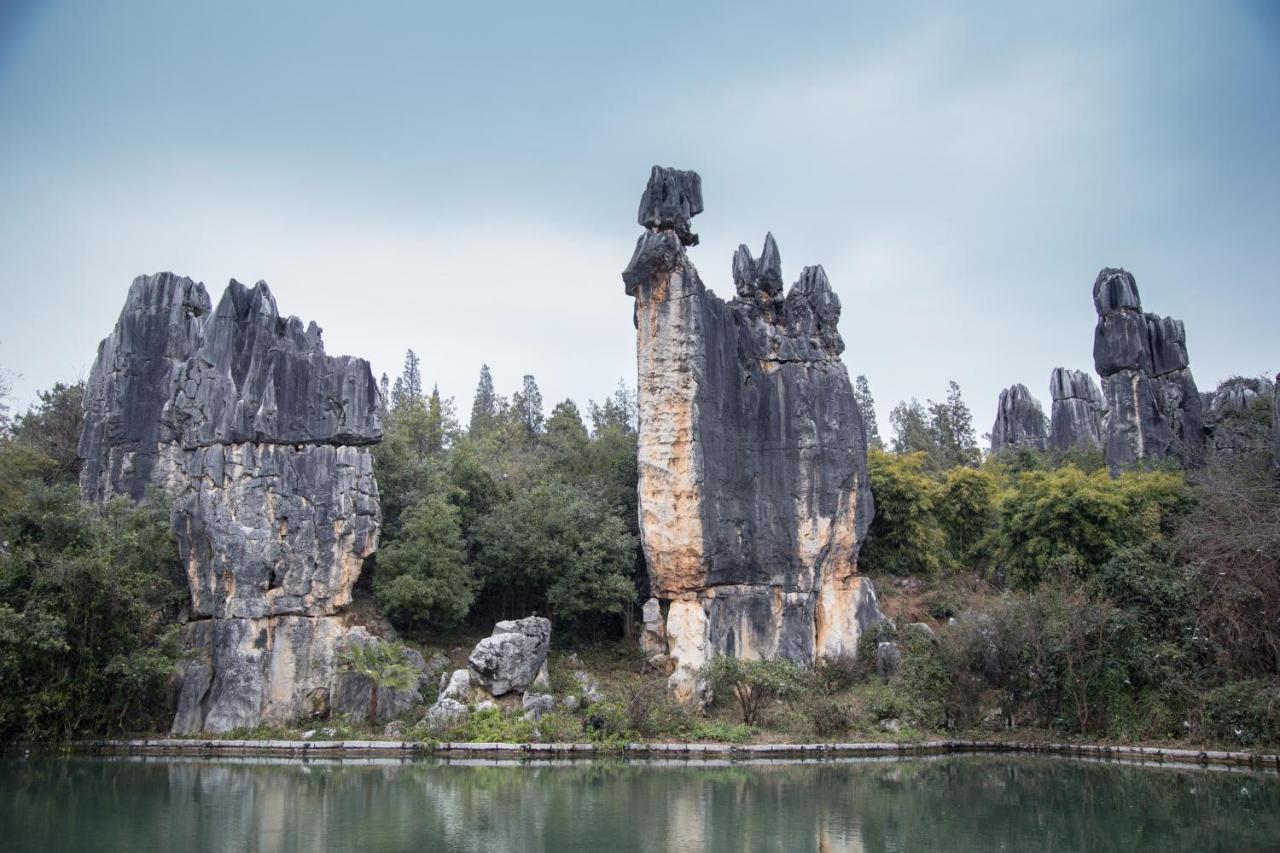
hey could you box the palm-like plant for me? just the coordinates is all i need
[338,641,418,723]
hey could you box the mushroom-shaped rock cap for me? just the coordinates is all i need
[638,166,704,246]
[1049,368,1104,404]
[1093,267,1142,315]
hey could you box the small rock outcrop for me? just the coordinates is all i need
[1092,268,1204,471]
[622,166,883,706]
[640,597,667,657]
[1048,368,1105,452]
[423,617,552,726]
[79,273,383,733]
[990,384,1048,452]
[467,616,552,697]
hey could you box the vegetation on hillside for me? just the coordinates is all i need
[1,364,1276,749]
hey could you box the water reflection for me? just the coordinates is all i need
[2,754,1278,852]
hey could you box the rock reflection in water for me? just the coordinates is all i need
[2,755,1279,852]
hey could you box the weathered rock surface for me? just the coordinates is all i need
[875,641,901,680]
[640,597,667,657]
[990,384,1048,453]
[1048,368,1104,451]
[422,618,554,726]
[467,617,552,697]
[1204,375,1276,457]
[622,166,883,705]
[79,273,384,733]
[1275,373,1280,469]
[1092,268,1204,471]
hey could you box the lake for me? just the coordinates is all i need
[2,753,1278,852]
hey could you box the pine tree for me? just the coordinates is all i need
[423,384,458,455]
[391,350,423,410]
[469,364,499,434]
[589,380,638,435]
[378,373,390,418]
[928,381,980,469]
[854,375,883,450]
[890,399,938,458]
[944,380,981,468]
[511,374,545,437]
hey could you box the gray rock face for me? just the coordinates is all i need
[1204,375,1276,457]
[622,166,882,705]
[875,641,901,680]
[640,597,667,657]
[79,272,384,733]
[1048,368,1104,451]
[1092,268,1205,471]
[990,384,1048,452]
[1275,373,1280,469]
[467,617,552,697]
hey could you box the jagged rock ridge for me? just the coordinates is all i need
[990,383,1048,453]
[1049,368,1105,451]
[622,166,883,705]
[80,272,394,733]
[1203,375,1276,457]
[1092,268,1204,471]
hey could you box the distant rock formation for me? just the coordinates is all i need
[990,384,1048,453]
[622,166,883,706]
[1048,368,1104,452]
[80,273,390,733]
[1092,268,1204,471]
[1203,375,1276,457]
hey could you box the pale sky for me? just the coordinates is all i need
[2,1,1277,438]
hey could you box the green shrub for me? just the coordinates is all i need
[701,656,810,725]
[623,682,691,738]
[998,467,1187,588]
[583,701,630,744]
[1201,680,1280,746]
[861,450,946,575]
[445,707,538,743]
[685,719,752,743]
[813,654,861,696]
[800,695,853,738]
[533,711,582,742]
[860,682,907,723]
[935,466,999,568]
[897,630,950,730]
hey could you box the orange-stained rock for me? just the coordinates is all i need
[622,167,885,701]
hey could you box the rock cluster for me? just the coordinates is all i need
[990,384,1048,452]
[622,166,883,706]
[1092,268,1204,471]
[1048,368,1104,451]
[80,273,390,733]
[1203,375,1276,457]
[424,617,553,726]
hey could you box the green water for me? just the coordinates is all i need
[2,754,1278,852]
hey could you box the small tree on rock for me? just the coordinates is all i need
[338,641,418,723]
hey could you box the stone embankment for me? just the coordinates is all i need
[80,738,1280,770]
